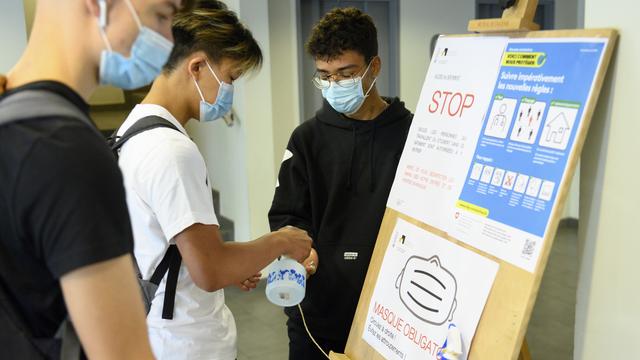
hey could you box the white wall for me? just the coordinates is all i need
[240,0,279,239]
[268,0,302,175]
[187,113,252,241]
[575,0,640,358]
[0,0,27,73]
[554,0,581,219]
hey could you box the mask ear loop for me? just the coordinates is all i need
[364,77,378,97]
[361,59,374,78]
[205,61,225,86]
[205,61,235,107]
[97,0,113,52]
[362,59,378,98]
[191,73,207,102]
[123,0,143,30]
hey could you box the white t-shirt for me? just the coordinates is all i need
[117,104,237,360]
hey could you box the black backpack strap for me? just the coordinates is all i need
[150,245,177,285]
[147,245,182,320]
[108,115,181,158]
[162,246,182,320]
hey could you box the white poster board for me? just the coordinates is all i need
[362,219,498,360]
[387,36,608,273]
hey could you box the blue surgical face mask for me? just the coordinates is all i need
[321,61,377,115]
[192,62,234,122]
[97,0,173,90]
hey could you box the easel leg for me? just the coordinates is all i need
[518,339,532,360]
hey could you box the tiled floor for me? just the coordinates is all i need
[225,223,578,360]
[527,224,578,360]
[225,283,289,360]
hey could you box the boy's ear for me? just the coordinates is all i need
[372,56,382,77]
[187,53,208,80]
[85,0,104,25]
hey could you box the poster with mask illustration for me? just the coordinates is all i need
[387,36,508,232]
[362,219,498,360]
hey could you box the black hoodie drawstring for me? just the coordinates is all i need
[346,126,357,190]
[369,122,377,192]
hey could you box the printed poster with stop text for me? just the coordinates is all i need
[387,36,508,231]
[362,219,498,360]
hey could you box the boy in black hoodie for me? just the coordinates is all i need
[269,7,413,359]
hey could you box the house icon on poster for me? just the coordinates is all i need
[544,112,571,144]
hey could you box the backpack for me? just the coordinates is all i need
[0,89,93,360]
[107,115,184,320]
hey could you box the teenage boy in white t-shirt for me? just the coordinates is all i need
[116,3,312,359]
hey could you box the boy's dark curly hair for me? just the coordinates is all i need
[306,7,378,63]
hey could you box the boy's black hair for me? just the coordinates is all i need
[163,0,262,75]
[306,7,378,63]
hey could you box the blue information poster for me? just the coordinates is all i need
[451,38,607,272]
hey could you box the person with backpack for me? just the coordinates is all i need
[0,0,194,358]
[112,2,312,359]
[269,7,414,359]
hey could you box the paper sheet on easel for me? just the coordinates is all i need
[386,36,508,232]
[362,219,498,360]
[450,38,608,273]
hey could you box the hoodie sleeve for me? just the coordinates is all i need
[268,129,314,238]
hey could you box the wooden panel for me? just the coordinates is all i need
[336,28,617,360]
[89,85,126,106]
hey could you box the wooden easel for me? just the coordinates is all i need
[468,0,540,33]
[468,3,537,358]
[327,1,617,359]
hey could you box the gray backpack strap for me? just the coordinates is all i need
[56,320,82,360]
[0,89,96,133]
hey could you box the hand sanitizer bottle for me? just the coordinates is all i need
[265,256,306,307]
